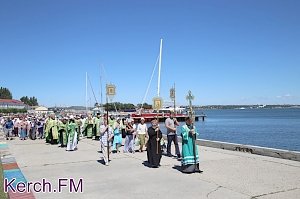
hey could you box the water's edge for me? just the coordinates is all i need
[162,135,300,162]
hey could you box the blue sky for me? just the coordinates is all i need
[0,0,299,107]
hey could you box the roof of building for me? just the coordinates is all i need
[35,106,48,111]
[0,99,25,105]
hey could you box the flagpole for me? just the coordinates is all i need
[106,94,109,162]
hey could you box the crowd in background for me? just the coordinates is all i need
[0,113,152,153]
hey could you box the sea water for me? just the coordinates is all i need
[160,108,300,152]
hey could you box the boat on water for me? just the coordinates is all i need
[84,39,206,122]
[130,108,205,122]
[127,39,205,123]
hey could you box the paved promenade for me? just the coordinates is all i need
[1,136,300,199]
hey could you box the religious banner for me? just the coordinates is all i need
[170,88,175,100]
[153,97,163,110]
[106,84,116,96]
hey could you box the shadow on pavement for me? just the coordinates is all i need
[97,159,106,165]
[172,165,183,173]
[142,161,161,169]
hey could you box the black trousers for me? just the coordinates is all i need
[167,134,180,157]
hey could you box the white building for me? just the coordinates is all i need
[0,99,26,109]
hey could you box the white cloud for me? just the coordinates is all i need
[276,94,293,99]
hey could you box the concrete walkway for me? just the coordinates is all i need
[3,137,300,199]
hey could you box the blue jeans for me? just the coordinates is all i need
[167,134,181,157]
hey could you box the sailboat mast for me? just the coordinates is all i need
[86,72,88,112]
[100,65,103,106]
[157,39,163,97]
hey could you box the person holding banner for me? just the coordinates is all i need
[180,116,202,173]
[100,119,113,165]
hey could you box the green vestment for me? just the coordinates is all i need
[58,121,68,146]
[181,124,199,166]
[67,122,77,143]
[93,117,102,137]
[45,118,59,143]
[84,118,94,138]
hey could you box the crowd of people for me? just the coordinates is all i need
[0,115,45,140]
[0,111,202,173]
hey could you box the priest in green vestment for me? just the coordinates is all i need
[45,114,59,144]
[84,114,94,138]
[58,118,68,147]
[180,117,202,173]
[66,116,78,151]
[93,113,102,140]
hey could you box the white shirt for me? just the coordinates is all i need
[100,124,112,146]
[137,123,147,135]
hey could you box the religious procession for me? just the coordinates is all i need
[1,109,203,174]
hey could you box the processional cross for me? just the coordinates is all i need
[186,90,194,118]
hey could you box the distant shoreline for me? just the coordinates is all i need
[194,105,300,110]
[46,104,300,110]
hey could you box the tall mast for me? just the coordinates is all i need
[86,72,88,112]
[157,39,163,97]
[100,65,103,106]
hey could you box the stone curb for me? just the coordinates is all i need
[162,135,300,161]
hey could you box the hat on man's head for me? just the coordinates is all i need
[141,117,145,121]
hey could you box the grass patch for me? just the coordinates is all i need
[0,160,8,199]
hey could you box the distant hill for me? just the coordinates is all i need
[48,106,91,111]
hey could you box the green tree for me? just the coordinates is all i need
[137,103,152,109]
[0,108,27,114]
[20,96,29,104]
[20,96,38,106]
[103,102,136,111]
[0,87,12,99]
[29,96,38,106]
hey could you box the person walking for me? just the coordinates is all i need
[99,119,113,166]
[165,112,181,159]
[66,116,78,151]
[112,118,122,153]
[124,119,136,153]
[146,118,162,168]
[180,117,202,173]
[4,117,13,140]
[19,118,27,141]
[45,113,59,144]
[137,117,148,152]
